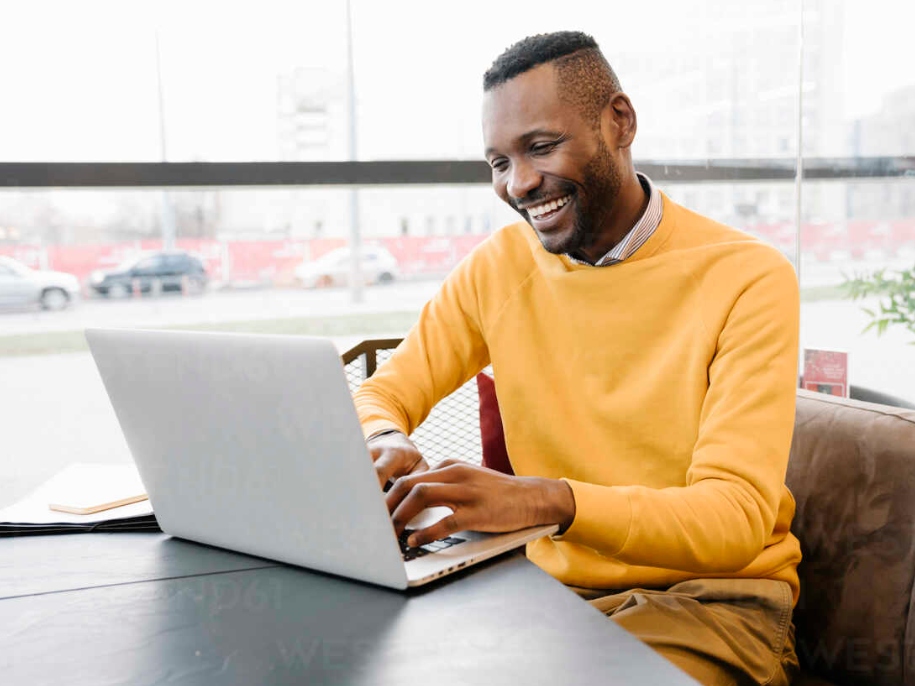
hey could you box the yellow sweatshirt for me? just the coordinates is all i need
[354,194,802,601]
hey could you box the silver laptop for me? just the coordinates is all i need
[85,328,557,589]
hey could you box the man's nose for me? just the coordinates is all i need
[506,161,542,200]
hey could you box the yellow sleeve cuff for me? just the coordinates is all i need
[553,479,633,557]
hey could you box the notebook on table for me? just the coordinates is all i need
[85,328,557,589]
[47,463,148,515]
[0,464,157,537]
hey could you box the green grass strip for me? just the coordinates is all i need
[0,310,420,358]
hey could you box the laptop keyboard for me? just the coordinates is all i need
[399,530,466,562]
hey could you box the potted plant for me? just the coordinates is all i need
[841,265,915,341]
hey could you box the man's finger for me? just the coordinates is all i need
[389,482,466,534]
[409,459,430,475]
[374,441,429,485]
[374,453,400,488]
[384,462,464,512]
[404,515,463,548]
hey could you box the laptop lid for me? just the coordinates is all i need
[86,328,410,589]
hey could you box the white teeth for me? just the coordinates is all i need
[529,195,571,218]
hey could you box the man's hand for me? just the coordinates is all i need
[385,460,575,547]
[366,430,430,488]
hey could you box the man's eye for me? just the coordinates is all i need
[531,142,558,155]
[490,159,508,172]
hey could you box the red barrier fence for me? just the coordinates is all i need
[1,221,914,287]
[0,234,490,286]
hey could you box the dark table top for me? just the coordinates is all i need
[2,532,697,685]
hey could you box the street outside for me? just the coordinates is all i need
[1,278,913,510]
[0,280,442,336]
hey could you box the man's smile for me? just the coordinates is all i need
[523,193,575,233]
[526,193,573,220]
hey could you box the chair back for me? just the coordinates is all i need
[787,390,915,685]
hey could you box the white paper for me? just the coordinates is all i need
[0,464,153,525]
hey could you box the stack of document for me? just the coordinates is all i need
[0,463,159,536]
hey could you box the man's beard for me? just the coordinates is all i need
[548,139,622,258]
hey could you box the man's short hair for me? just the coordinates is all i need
[483,31,622,127]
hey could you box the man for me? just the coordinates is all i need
[354,31,801,686]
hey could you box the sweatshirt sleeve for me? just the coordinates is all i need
[353,254,492,442]
[557,252,800,574]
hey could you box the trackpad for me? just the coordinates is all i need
[405,506,453,530]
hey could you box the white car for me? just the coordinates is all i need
[0,256,81,311]
[294,245,400,288]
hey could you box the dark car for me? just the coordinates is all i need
[89,251,208,298]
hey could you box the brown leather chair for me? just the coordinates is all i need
[788,390,915,686]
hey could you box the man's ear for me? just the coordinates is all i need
[601,92,637,149]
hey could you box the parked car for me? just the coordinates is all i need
[0,255,81,311]
[89,251,208,298]
[294,245,399,288]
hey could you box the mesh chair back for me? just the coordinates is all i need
[342,339,484,467]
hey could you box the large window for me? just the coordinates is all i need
[2,0,914,505]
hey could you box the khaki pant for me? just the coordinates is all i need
[574,578,799,686]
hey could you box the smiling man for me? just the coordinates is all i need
[483,44,646,264]
[354,31,801,685]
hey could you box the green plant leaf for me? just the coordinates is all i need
[841,263,915,343]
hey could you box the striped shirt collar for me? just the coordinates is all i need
[566,173,662,266]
